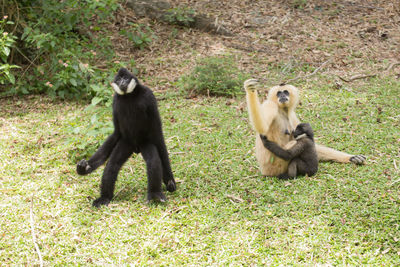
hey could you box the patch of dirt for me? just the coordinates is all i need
[109,0,400,89]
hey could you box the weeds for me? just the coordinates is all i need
[178,55,250,97]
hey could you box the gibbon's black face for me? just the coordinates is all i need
[111,68,137,95]
[277,89,290,104]
[293,123,314,141]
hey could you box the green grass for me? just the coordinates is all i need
[1,77,399,265]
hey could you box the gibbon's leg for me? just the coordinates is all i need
[140,143,166,202]
[287,160,298,178]
[277,173,291,180]
[316,144,366,164]
[77,132,120,175]
[92,139,133,207]
[157,142,176,192]
[277,159,301,180]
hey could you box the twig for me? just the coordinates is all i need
[113,185,127,200]
[337,74,377,83]
[30,197,43,267]
[390,179,400,186]
[386,62,400,71]
[280,59,331,84]
[11,0,20,35]
[159,206,187,221]
[14,46,39,67]
[18,51,42,82]
[344,2,385,11]
[226,194,244,203]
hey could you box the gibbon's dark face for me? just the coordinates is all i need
[277,89,290,104]
[293,123,314,141]
[111,68,137,95]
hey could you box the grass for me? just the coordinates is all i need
[0,76,399,265]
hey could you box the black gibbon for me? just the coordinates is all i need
[260,123,318,179]
[77,68,176,207]
[244,79,365,176]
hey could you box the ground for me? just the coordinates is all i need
[112,0,400,90]
[1,0,400,265]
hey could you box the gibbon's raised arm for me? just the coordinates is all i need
[244,79,278,135]
[260,135,304,160]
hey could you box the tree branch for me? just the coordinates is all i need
[30,197,44,267]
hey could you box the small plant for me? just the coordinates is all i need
[119,23,156,50]
[178,55,249,97]
[0,16,20,85]
[164,7,196,27]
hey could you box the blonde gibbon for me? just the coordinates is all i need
[244,79,366,177]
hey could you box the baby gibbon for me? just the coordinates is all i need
[244,79,365,177]
[260,123,318,179]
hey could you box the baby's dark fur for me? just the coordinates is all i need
[260,123,318,179]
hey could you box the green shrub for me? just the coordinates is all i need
[0,16,19,85]
[178,55,249,97]
[3,0,119,98]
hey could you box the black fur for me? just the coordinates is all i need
[77,68,176,207]
[260,123,318,180]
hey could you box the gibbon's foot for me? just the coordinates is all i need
[76,159,92,175]
[147,191,167,203]
[166,180,176,192]
[350,155,366,165]
[244,79,259,92]
[277,173,294,180]
[92,197,111,207]
[260,134,268,142]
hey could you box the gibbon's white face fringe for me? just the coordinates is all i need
[111,79,137,95]
[295,133,307,140]
[111,83,125,95]
[126,79,136,94]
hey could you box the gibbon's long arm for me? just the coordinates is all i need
[245,90,278,134]
[288,111,301,128]
[260,135,304,160]
[316,144,351,162]
[244,79,279,135]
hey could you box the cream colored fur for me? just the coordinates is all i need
[244,79,357,176]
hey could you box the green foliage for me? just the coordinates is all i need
[119,23,156,50]
[164,7,196,27]
[178,55,250,97]
[3,0,119,98]
[0,16,20,84]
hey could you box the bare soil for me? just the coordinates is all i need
[111,0,400,90]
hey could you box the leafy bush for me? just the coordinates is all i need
[178,55,249,97]
[0,16,19,84]
[2,0,119,98]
